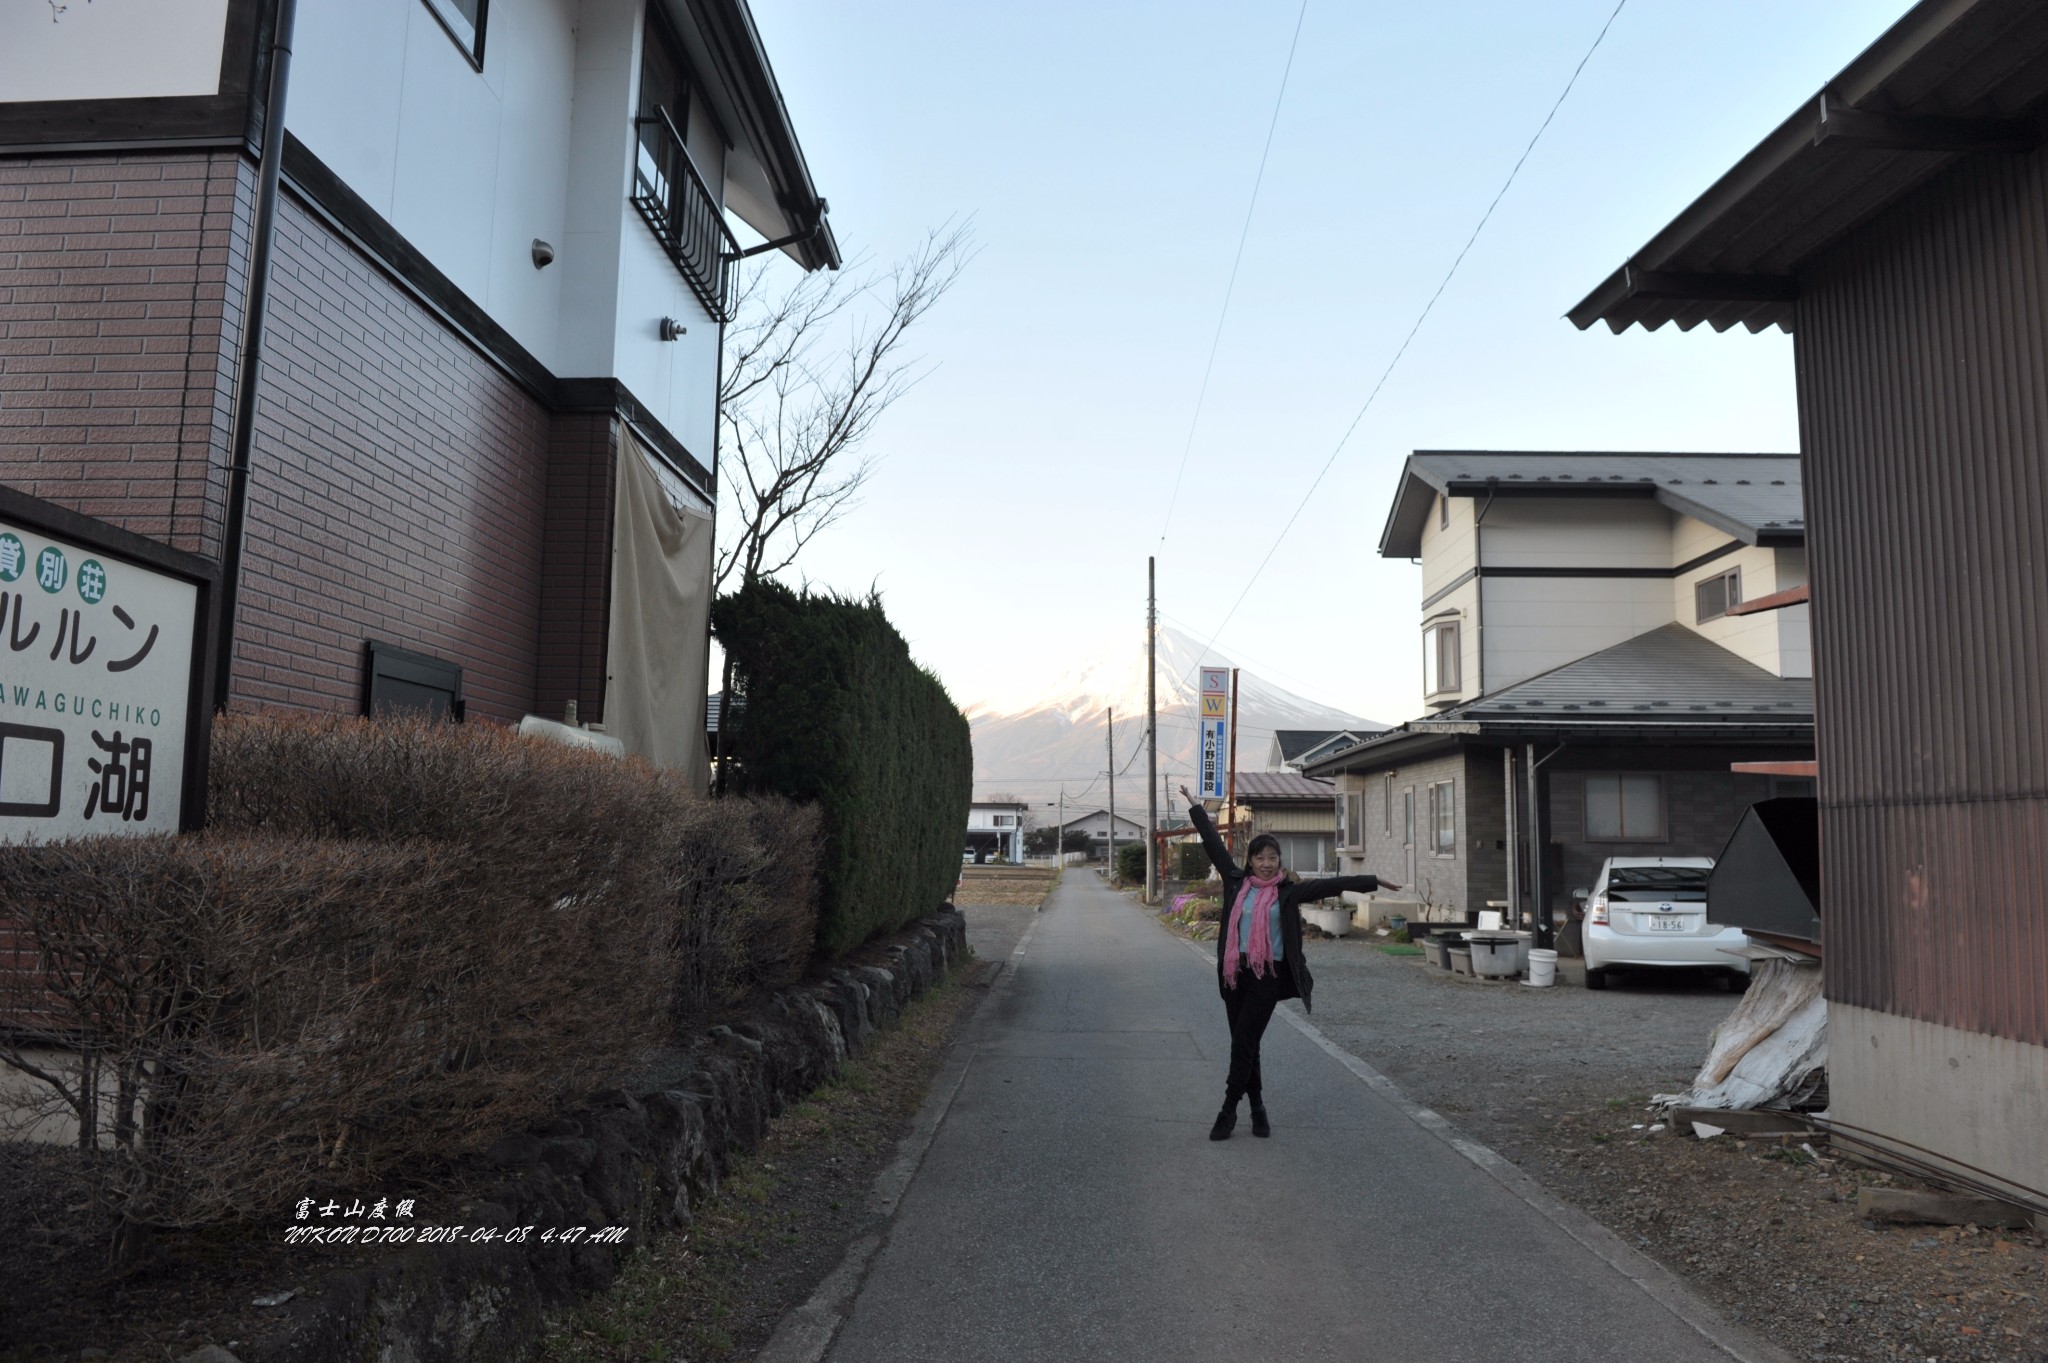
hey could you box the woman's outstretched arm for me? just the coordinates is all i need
[1291,873,1397,902]
[1179,783,1239,880]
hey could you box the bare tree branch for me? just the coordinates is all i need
[715,223,974,594]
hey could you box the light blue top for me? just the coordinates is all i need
[1235,889,1284,961]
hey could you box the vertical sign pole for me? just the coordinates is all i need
[1226,667,1240,853]
[1146,557,1158,904]
[1058,787,1064,868]
[1106,707,1116,878]
[1526,742,1546,950]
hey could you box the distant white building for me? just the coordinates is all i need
[1061,808,1147,859]
[965,801,1029,863]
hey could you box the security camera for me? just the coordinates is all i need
[531,239,556,269]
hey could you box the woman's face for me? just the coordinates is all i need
[1250,845,1282,879]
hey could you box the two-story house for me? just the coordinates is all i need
[0,0,836,789]
[1306,452,1815,929]
[964,800,1028,864]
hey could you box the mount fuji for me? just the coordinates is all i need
[964,626,1388,807]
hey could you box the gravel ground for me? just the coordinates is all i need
[1293,934,2048,1363]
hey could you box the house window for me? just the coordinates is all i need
[1428,780,1455,855]
[421,0,488,69]
[1383,773,1393,833]
[1695,568,1742,623]
[1342,792,1363,849]
[1423,619,1461,697]
[993,814,1015,827]
[1585,774,1666,841]
[1402,788,1415,847]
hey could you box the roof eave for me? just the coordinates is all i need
[694,0,840,272]
[1569,0,2038,335]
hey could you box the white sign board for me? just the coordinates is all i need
[0,0,232,104]
[0,518,198,840]
[1199,717,1227,800]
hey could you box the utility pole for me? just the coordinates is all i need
[1106,707,1116,877]
[1226,667,1241,852]
[1146,557,1158,904]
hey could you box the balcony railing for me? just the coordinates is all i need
[632,105,735,321]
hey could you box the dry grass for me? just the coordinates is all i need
[0,712,821,1239]
[538,961,982,1363]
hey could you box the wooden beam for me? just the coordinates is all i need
[1730,760,1818,778]
[1815,94,2038,154]
[1726,584,1811,616]
[1857,1188,2036,1229]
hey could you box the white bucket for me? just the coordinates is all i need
[1528,948,1559,987]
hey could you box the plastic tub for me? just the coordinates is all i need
[1527,948,1559,987]
[1447,947,1473,976]
[1466,935,1520,978]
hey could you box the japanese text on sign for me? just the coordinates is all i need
[0,520,196,841]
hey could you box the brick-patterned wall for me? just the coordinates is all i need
[536,412,616,726]
[2,152,628,729]
[1548,769,1772,897]
[228,188,554,723]
[0,151,249,557]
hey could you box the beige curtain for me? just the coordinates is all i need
[604,430,714,791]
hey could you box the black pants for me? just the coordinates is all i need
[1221,958,1292,1107]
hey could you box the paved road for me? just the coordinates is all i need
[820,872,1774,1363]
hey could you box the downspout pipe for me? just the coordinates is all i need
[211,0,299,712]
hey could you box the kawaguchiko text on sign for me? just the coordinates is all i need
[0,519,197,839]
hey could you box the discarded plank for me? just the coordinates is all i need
[1856,1188,2035,1230]
[1672,1106,1812,1137]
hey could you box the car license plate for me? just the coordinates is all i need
[1645,916,1690,932]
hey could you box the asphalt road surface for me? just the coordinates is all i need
[817,872,1782,1363]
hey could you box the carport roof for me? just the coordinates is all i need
[1303,625,1813,775]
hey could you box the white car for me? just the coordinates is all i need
[1581,856,1750,991]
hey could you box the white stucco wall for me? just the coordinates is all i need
[286,0,721,459]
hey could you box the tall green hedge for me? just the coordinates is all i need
[714,581,972,956]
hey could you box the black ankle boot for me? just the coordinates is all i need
[1250,1104,1271,1138]
[1209,1103,1238,1141]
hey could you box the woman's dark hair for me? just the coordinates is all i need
[1247,833,1281,861]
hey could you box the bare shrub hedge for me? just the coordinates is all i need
[0,712,819,1229]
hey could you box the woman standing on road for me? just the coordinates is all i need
[1180,785,1398,1141]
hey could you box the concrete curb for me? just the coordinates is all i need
[1170,932,1798,1363]
[754,905,1047,1363]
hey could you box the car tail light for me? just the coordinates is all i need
[1588,893,1609,926]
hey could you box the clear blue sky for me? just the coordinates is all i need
[743,0,1913,725]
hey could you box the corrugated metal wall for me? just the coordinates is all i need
[1796,142,2048,1047]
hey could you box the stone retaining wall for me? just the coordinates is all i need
[245,908,969,1363]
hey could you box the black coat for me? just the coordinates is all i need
[1189,802,1380,1014]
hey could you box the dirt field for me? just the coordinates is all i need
[951,865,1058,908]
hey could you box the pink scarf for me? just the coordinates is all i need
[1221,872,1284,988]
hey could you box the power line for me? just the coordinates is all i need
[1158,0,1311,544]
[1169,0,1630,680]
